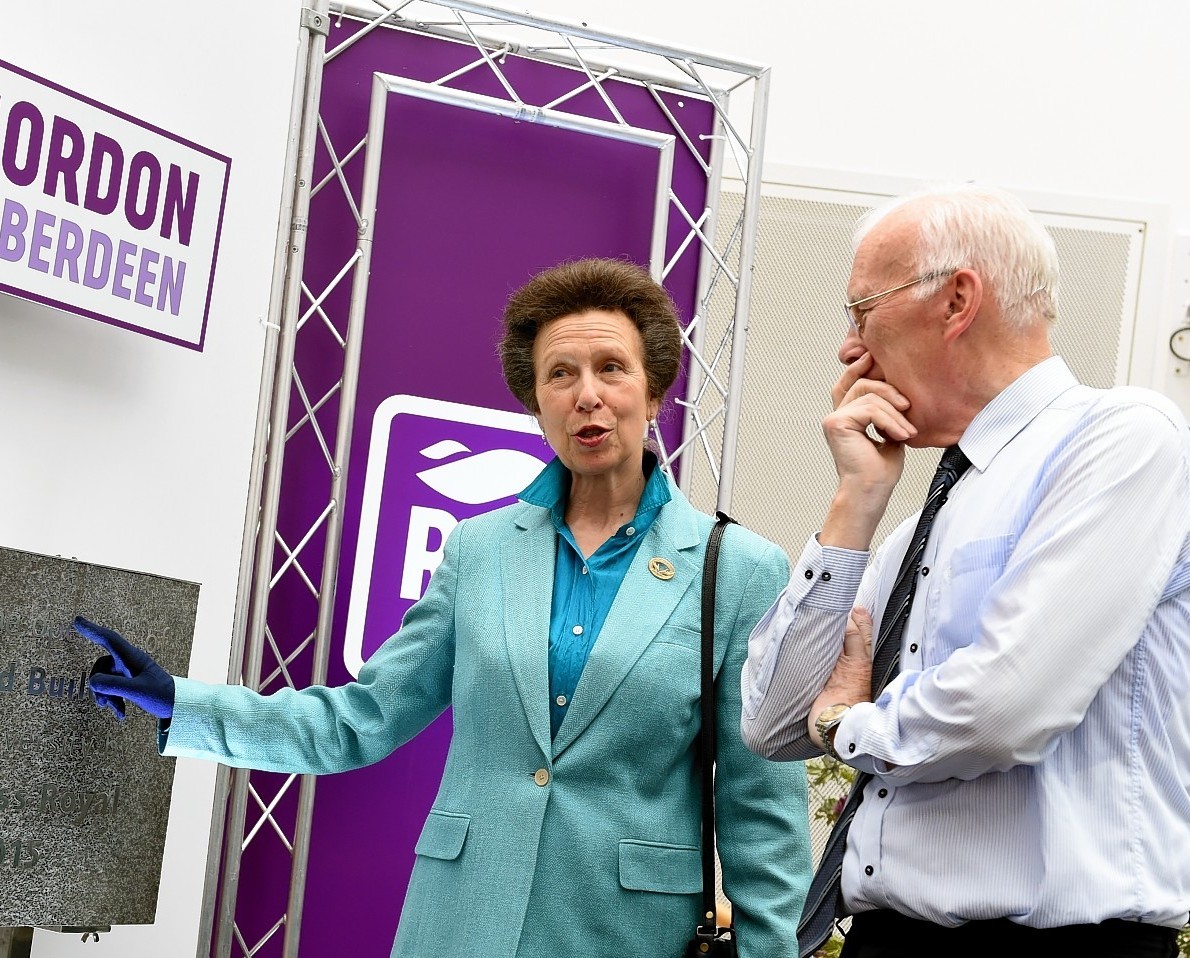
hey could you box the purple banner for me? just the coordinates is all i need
[241,17,717,957]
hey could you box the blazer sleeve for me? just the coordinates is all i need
[712,533,812,956]
[163,519,465,773]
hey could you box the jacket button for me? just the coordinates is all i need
[534,768,550,786]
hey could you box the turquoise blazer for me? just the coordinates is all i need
[168,478,811,957]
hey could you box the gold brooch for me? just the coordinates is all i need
[648,557,675,581]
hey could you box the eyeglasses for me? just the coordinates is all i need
[844,270,955,337]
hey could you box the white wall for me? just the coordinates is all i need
[527,0,1190,413]
[527,0,1190,203]
[0,1,305,954]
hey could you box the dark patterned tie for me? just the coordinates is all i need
[797,445,971,958]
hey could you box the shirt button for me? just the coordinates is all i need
[921,566,930,576]
[582,566,588,575]
[848,742,856,753]
[804,569,813,580]
[864,865,874,876]
[555,694,567,707]
[878,788,888,798]
[909,643,918,653]
[626,526,635,536]
[572,625,583,635]
[821,571,832,582]
[534,768,550,786]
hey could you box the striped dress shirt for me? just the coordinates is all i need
[741,356,1190,929]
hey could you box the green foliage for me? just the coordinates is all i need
[805,759,1190,957]
[807,755,853,826]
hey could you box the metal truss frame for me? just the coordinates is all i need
[206,2,771,955]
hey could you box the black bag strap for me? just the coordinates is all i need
[697,510,737,929]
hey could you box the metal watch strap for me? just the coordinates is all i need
[815,705,850,763]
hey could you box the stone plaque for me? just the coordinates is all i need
[0,547,198,926]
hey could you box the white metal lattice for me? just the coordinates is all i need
[208,3,772,955]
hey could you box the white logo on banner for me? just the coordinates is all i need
[400,440,546,601]
[343,395,549,677]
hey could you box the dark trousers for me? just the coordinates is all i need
[839,909,1179,958]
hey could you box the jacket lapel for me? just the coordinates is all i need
[551,486,703,758]
[501,502,555,760]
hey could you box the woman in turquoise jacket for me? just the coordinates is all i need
[77,258,811,957]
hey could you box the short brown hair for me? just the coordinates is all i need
[499,258,682,412]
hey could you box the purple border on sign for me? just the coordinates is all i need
[0,57,231,351]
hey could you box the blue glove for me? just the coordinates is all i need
[72,616,175,720]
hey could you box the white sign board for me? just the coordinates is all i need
[0,58,231,350]
[0,1,307,956]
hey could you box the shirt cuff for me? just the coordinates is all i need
[833,700,940,776]
[794,536,868,610]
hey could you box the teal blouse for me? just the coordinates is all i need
[518,454,670,737]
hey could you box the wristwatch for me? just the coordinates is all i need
[814,703,851,762]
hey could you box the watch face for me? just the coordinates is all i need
[818,704,850,725]
[816,704,851,761]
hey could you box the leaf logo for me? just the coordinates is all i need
[414,440,547,504]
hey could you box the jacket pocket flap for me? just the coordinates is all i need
[414,810,471,861]
[618,839,701,894]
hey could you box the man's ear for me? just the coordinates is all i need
[942,268,982,343]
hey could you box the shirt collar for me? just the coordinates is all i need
[960,355,1079,472]
[519,451,672,526]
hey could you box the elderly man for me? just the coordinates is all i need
[742,184,1190,958]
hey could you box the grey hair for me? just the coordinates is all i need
[854,183,1060,330]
